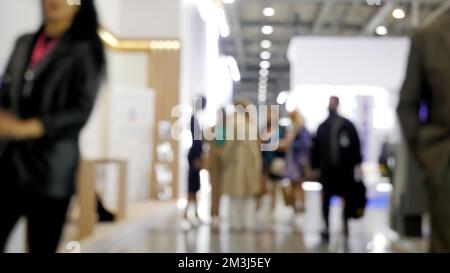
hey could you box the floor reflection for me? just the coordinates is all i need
[99,185,426,253]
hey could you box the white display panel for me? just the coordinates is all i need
[106,86,155,202]
[288,36,410,92]
[81,85,155,205]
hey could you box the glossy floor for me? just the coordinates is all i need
[72,185,427,253]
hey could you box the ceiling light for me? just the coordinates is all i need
[259,76,268,83]
[260,60,271,69]
[277,91,289,105]
[261,25,274,35]
[260,51,271,60]
[261,40,272,49]
[222,0,235,4]
[259,82,268,88]
[226,56,241,82]
[217,7,230,38]
[392,8,406,19]
[259,69,270,77]
[375,25,388,36]
[263,7,275,17]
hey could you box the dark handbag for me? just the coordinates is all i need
[345,179,367,219]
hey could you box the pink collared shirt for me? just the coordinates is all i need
[29,33,59,69]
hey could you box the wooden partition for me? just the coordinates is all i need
[148,50,181,200]
[77,160,127,240]
[98,28,181,201]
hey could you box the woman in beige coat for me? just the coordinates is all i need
[221,100,262,231]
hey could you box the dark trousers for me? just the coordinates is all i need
[427,170,450,252]
[322,183,351,236]
[0,187,71,253]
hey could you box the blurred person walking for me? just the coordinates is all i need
[311,97,363,241]
[0,0,105,253]
[184,96,207,224]
[221,100,262,231]
[397,14,450,252]
[284,110,312,214]
[205,107,226,227]
[260,108,286,212]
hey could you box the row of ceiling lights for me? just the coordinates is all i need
[222,1,406,103]
[222,0,274,102]
[376,7,406,36]
[258,7,275,103]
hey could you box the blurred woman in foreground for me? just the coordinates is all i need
[0,0,104,253]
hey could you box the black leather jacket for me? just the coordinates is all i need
[0,30,102,198]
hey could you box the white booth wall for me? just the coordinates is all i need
[81,0,159,203]
[287,36,410,163]
[0,0,39,72]
[179,0,233,201]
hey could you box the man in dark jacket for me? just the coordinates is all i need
[312,96,363,241]
[397,14,450,252]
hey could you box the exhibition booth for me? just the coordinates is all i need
[287,36,427,237]
[287,36,410,162]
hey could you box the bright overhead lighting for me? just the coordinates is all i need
[375,25,388,36]
[259,82,268,88]
[261,25,274,35]
[217,7,230,38]
[222,0,235,4]
[259,76,268,83]
[277,91,289,105]
[260,51,271,60]
[263,7,275,17]
[392,8,406,19]
[260,60,271,69]
[261,40,272,49]
[226,56,241,82]
[259,69,270,77]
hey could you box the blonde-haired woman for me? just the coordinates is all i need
[221,100,262,231]
[285,109,312,214]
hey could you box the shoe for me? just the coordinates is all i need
[97,198,115,222]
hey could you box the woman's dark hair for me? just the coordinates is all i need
[62,0,106,70]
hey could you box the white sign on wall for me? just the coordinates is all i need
[106,86,155,202]
[81,85,155,206]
